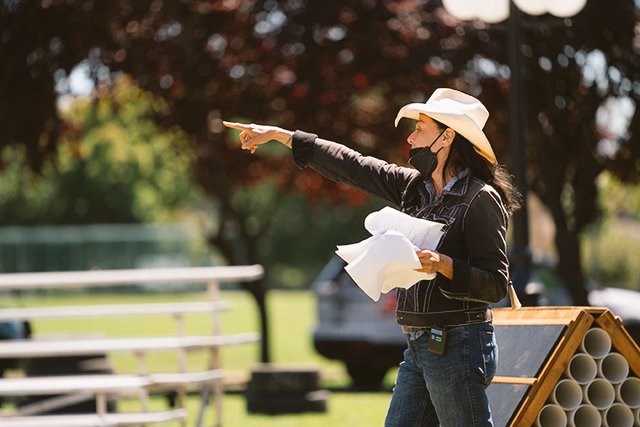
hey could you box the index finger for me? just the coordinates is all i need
[223,121,250,131]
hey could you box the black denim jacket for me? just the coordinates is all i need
[291,131,509,327]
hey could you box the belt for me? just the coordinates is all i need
[396,307,493,328]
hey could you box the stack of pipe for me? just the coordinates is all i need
[535,327,640,427]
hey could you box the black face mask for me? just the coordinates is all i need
[408,128,446,177]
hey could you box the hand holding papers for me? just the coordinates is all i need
[335,207,445,302]
[336,230,432,302]
[364,206,444,250]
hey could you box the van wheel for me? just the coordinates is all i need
[345,361,388,390]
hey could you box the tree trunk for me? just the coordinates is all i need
[242,280,270,363]
[547,198,590,306]
[208,214,272,364]
[554,224,589,306]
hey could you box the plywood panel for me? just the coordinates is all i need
[495,325,566,378]
[486,383,530,427]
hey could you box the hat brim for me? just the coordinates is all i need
[395,104,497,164]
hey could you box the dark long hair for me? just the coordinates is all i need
[437,122,522,216]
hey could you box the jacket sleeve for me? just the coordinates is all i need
[440,187,509,304]
[291,130,418,207]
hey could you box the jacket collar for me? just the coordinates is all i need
[423,168,470,200]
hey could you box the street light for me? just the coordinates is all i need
[441,0,508,23]
[443,0,587,22]
[513,0,587,18]
[442,0,587,303]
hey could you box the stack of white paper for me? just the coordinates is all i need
[335,207,444,302]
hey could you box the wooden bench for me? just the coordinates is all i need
[0,265,263,427]
[0,371,226,396]
[0,370,226,419]
[0,333,259,358]
[0,409,187,427]
[0,301,230,322]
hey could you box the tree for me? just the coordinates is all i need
[515,1,639,304]
[2,0,639,359]
[0,76,196,225]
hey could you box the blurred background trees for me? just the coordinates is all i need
[2,0,640,359]
[0,76,196,224]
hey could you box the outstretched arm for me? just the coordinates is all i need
[224,121,418,207]
[223,121,293,152]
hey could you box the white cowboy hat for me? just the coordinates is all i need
[394,88,497,164]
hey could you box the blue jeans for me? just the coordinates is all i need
[384,322,498,427]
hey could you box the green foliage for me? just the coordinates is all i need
[0,147,58,223]
[581,171,640,290]
[228,178,386,288]
[596,172,640,221]
[0,77,197,224]
[259,193,386,288]
[583,225,640,290]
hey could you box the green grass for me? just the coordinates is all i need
[114,392,392,427]
[217,392,390,427]
[3,290,394,426]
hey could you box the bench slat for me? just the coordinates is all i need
[0,409,187,427]
[150,369,224,388]
[0,370,225,396]
[0,333,259,358]
[0,374,151,395]
[0,369,224,396]
[0,265,263,290]
[0,301,230,321]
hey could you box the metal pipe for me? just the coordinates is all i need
[507,0,533,301]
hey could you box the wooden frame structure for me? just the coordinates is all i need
[488,307,640,426]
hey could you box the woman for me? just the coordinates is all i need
[224,88,521,426]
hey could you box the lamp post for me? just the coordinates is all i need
[505,1,531,301]
[442,0,587,303]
